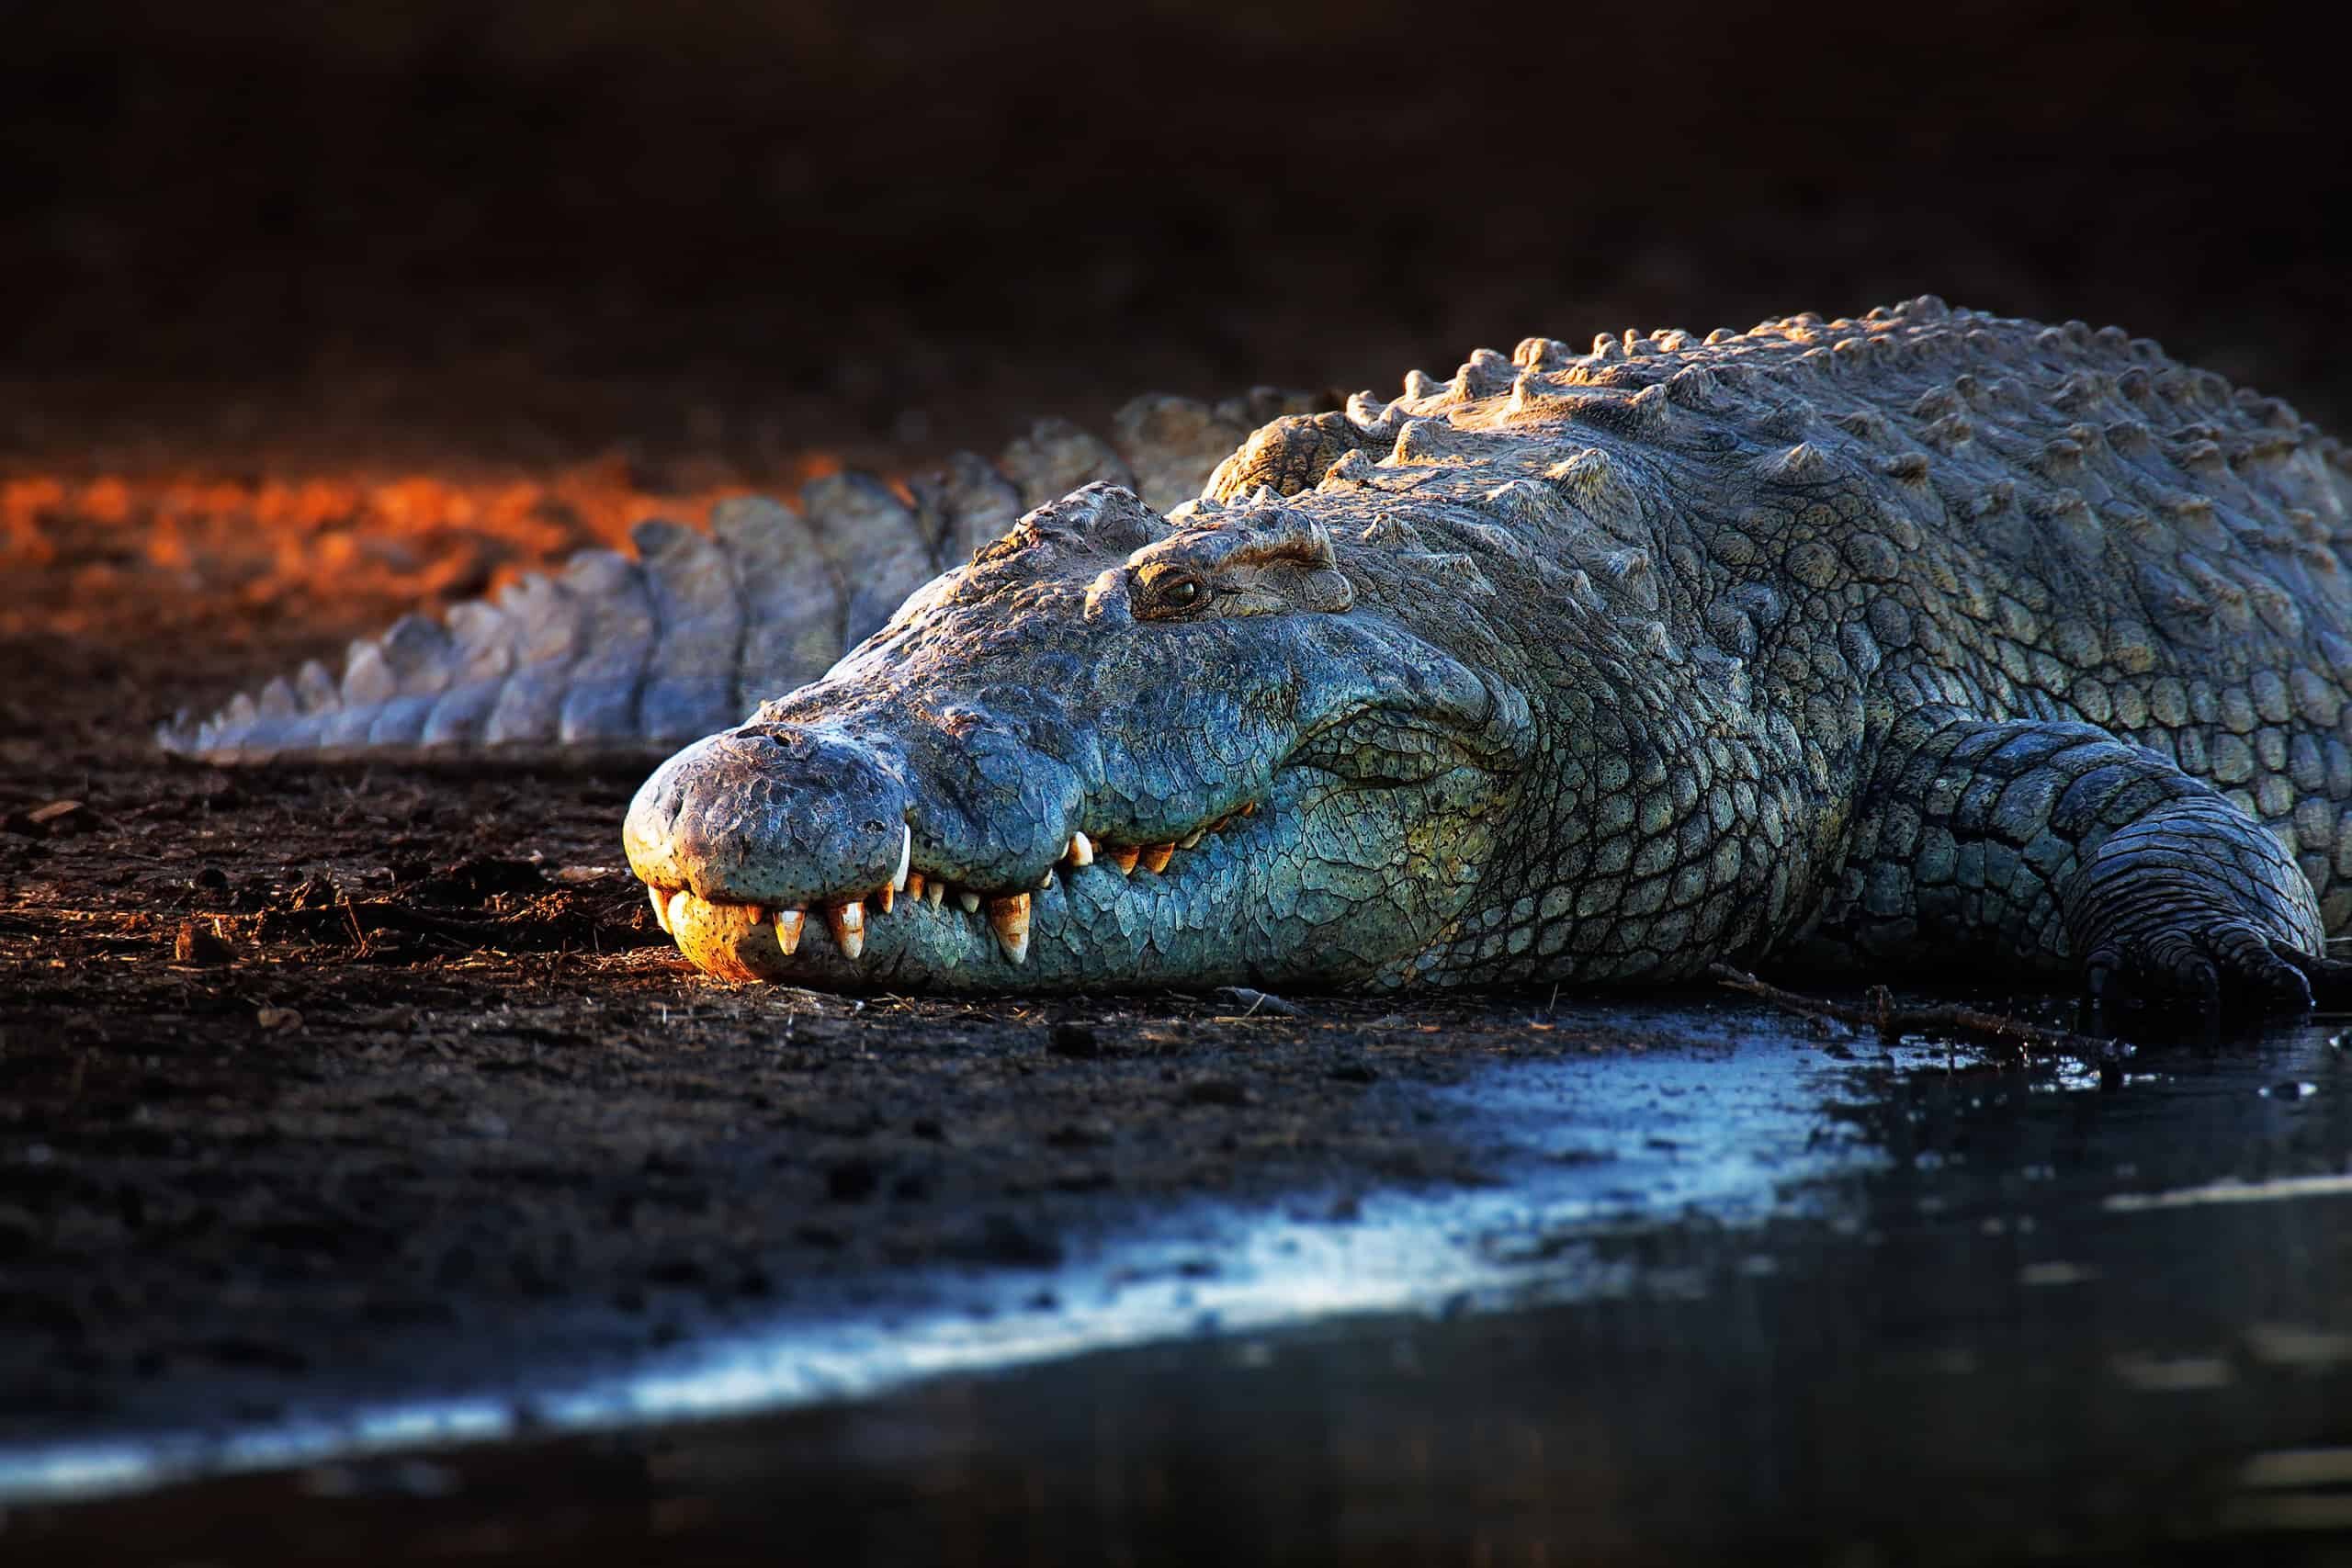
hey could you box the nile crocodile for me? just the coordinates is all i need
[164,298,2352,1010]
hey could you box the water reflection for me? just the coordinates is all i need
[7,1004,2350,1563]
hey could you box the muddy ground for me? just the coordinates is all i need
[2,547,1727,1443]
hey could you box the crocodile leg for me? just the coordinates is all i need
[1804,706,2335,1010]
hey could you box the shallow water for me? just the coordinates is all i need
[7,1002,2351,1563]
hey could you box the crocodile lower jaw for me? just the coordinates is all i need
[647,803,1263,980]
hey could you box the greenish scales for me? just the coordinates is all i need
[164,299,2352,1010]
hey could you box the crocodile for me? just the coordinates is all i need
[164,298,2352,1010]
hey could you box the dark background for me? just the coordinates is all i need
[1,0,2344,475]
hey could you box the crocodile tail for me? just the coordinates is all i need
[155,388,1335,764]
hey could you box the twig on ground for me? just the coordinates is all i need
[1707,964,2115,1059]
[1215,986,1303,1020]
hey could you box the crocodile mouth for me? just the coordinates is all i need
[643,797,1268,983]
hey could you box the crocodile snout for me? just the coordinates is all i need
[625,722,911,917]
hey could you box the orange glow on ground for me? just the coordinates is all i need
[2,455,848,642]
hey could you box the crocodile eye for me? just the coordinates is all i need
[1139,570,1209,619]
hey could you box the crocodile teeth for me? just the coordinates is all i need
[1178,827,1204,850]
[876,883,895,915]
[650,886,673,933]
[926,879,945,908]
[826,900,865,960]
[905,872,926,902]
[987,892,1031,964]
[957,889,981,914]
[1065,830,1094,867]
[775,908,805,955]
[1108,845,1140,875]
[667,889,695,935]
[891,824,911,893]
[1037,868,1055,890]
[1139,842,1176,874]
[1239,800,1258,817]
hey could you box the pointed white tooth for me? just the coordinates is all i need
[650,886,673,934]
[825,900,865,960]
[892,824,911,892]
[987,892,1031,964]
[906,871,926,902]
[668,889,696,933]
[775,908,805,955]
[1179,827,1204,850]
[876,883,895,915]
[1139,842,1175,874]
[1065,830,1094,867]
[957,889,981,914]
[1109,845,1140,875]
[926,879,945,908]
[1037,868,1054,890]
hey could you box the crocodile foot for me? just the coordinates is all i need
[2082,924,2352,1031]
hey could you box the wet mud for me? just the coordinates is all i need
[0,590,1600,1444]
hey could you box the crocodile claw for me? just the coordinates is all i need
[2082,922,2329,1036]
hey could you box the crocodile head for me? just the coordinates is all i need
[623,483,1535,991]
